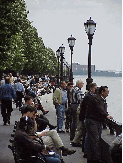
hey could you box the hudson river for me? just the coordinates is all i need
[73,75,122,123]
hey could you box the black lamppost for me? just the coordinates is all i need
[63,58,65,81]
[66,62,70,82]
[68,35,76,83]
[56,49,60,87]
[84,17,96,90]
[59,44,65,83]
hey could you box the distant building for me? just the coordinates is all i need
[72,63,95,75]
[72,63,122,77]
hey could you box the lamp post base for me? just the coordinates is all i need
[86,78,93,91]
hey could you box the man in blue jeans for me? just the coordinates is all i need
[53,81,67,133]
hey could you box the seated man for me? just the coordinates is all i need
[20,96,56,131]
[19,105,76,157]
[14,116,61,163]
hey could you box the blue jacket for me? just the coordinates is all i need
[0,83,16,101]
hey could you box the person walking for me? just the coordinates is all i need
[0,77,16,125]
[14,78,25,108]
[53,81,67,133]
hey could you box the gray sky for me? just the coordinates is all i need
[25,0,122,71]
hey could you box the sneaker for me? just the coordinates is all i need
[61,147,76,156]
[57,130,65,133]
[8,120,10,125]
[49,125,57,130]
[70,142,81,147]
[43,111,49,115]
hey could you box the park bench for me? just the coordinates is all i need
[8,121,47,163]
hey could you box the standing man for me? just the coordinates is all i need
[9,73,15,85]
[71,83,97,148]
[53,81,67,133]
[14,79,25,108]
[65,82,73,133]
[0,77,16,125]
[69,79,84,141]
[85,86,113,163]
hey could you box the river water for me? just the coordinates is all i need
[73,75,122,123]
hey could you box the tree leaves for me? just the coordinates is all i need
[0,0,57,75]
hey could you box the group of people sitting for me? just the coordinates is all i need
[14,95,76,163]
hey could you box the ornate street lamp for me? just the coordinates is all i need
[68,35,76,83]
[59,44,65,83]
[56,49,60,87]
[84,17,96,90]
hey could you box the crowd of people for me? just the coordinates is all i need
[53,80,122,163]
[0,73,122,163]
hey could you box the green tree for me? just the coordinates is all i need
[0,0,28,71]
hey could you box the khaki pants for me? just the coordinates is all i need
[73,105,84,143]
[42,130,63,156]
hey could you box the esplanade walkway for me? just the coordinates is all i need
[0,92,116,163]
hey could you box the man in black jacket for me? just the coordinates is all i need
[85,86,113,163]
[71,83,97,149]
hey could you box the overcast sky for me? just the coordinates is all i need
[25,0,122,71]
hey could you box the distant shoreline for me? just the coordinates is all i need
[73,74,122,77]
[73,72,122,77]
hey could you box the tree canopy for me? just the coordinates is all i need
[0,0,57,75]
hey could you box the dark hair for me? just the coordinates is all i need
[5,77,10,84]
[88,83,97,90]
[24,95,32,103]
[22,105,37,115]
[19,116,34,134]
[67,82,73,86]
[98,86,108,94]
[17,79,21,82]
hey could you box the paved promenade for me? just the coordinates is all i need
[0,92,116,163]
